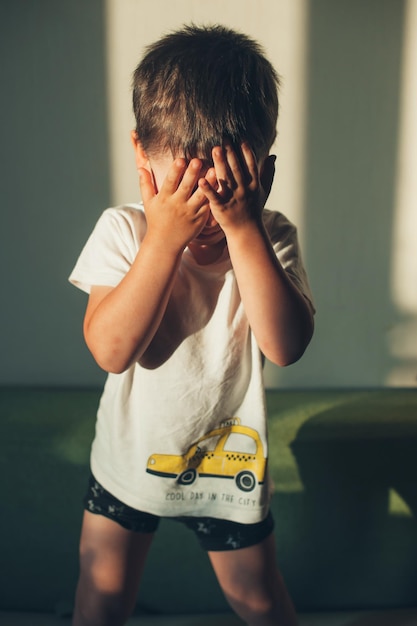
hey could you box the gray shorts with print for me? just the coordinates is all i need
[83,473,274,551]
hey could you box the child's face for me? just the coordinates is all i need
[147,151,226,247]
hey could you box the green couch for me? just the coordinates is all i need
[1,388,417,616]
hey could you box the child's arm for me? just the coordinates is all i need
[199,143,314,366]
[83,159,211,373]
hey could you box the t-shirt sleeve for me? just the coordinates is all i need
[263,210,315,313]
[68,206,145,294]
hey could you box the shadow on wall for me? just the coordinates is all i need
[0,0,110,386]
[300,0,406,387]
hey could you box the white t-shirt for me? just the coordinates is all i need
[69,204,313,524]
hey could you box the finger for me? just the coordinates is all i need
[178,158,204,199]
[205,167,218,189]
[212,146,235,194]
[224,144,246,188]
[189,183,213,209]
[188,198,211,237]
[241,142,259,189]
[160,158,188,193]
[260,155,276,201]
[189,165,220,207]
[138,168,156,205]
[197,177,223,204]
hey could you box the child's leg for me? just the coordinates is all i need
[72,511,154,626]
[208,532,298,626]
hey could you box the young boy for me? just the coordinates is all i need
[69,24,314,626]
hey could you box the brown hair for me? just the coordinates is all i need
[132,24,279,161]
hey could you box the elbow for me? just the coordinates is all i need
[272,344,308,367]
[83,314,144,373]
[264,317,314,368]
[89,347,132,375]
[101,360,130,375]
[84,331,137,375]
[266,346,305,368]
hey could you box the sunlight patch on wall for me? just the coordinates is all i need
[389,488,413,518]
[387,0,417,386]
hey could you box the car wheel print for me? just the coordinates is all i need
[178,468,197,485]
[235,470,256,492]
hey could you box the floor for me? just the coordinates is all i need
[0,609,417,626]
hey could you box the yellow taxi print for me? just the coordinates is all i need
[146,418,266,492]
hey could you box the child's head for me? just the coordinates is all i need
[132,24,280,163]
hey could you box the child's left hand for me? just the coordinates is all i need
[198,142,276,234]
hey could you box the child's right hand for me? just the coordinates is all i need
[138,158,213,253]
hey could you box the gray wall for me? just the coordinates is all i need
[0,0,415,389]
[0,0,110,387]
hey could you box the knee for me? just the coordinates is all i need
[227,590,276,623]
[73,586,134,626]
[226,591,297,626]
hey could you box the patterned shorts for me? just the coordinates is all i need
[83,473,274,551]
